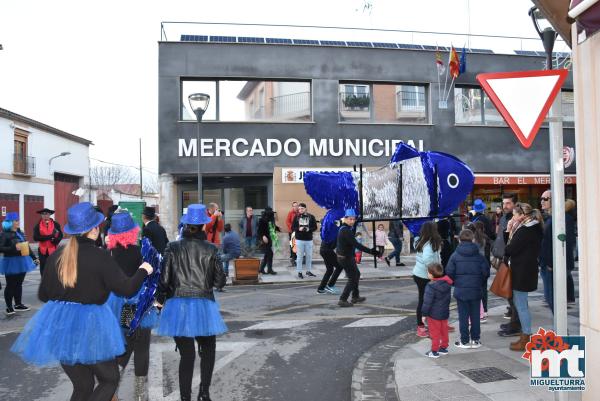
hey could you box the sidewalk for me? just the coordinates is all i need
[235,255,416,284]
[392,300,582,401]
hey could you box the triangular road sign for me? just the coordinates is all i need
[476,69,568,148]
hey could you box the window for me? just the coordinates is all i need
[454,86,506,126]
[181,80,311,122]
[561,91,575,127]
[339,82,428,124]
[13,129,35,175]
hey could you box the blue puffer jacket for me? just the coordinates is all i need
[421,275,453,321]
[446,242,490,301]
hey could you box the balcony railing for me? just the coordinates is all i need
[340,92,370,111]
[13,154,36,176]
[272,91,311,119]
[396,90,426,112]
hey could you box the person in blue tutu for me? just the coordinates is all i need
[0,211,39,315]
[106,211,158,401]
[11,202,153,401]
[157,203,227,401]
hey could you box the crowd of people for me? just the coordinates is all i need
[0,189,579,398]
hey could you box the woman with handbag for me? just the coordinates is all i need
[105,212,159,401]
[11,202,153,401]
[504,203,544,351]
[156,204,227,401]
[1,211,39,315]
[412,221,442,338]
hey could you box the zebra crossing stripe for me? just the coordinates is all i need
[241,320,312,331]
[343,317,405,328]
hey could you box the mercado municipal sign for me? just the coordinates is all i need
[178,138,424,158]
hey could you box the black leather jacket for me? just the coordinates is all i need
[159,237,226,302]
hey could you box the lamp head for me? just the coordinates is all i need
[188,93,210,121]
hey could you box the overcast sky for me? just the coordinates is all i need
[0,0,570,177]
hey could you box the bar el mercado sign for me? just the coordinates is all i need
[178,138,424,158]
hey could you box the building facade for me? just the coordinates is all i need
[158,37,576,237]
[0,108,91,237]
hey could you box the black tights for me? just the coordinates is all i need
[4,273,25,308]
[318,248,342,290]
[413,275,430,326]
[61,359,119,401]
[174,336,217,399]
[117,328,151,376]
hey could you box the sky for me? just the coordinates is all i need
[0,0,570,179]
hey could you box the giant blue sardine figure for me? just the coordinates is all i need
[303,143,475,239]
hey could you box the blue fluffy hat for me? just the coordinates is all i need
[64,202,105,235]
[108,212,139,235]
[181,204,211,225]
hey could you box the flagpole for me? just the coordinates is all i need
[442,47,451,102]
[445,77,456,102]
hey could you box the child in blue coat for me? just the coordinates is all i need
[421,263,453,358]
[446,229,490,349]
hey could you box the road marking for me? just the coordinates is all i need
[242,319,312,331]
[148,341,256,400]
[343,317,405,328]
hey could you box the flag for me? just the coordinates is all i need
[459,47,467,74]
[435,47,445,76]
[448,46,460,79]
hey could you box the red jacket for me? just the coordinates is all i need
[286,209,298,233]
[205,213,224,245]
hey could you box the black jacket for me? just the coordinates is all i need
[470,213,496,241]
[292,213,317,241]
[110,244,142,278]
[421,276,453,320]
[159,237,226,302]
[39,237,147,304]
[505,220,543,292]
[142,220,169,255]
[539,214,575,271]
[446,242,490,301]
[0,229,35,259]
[336,224,373,258]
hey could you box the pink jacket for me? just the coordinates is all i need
[375,230,388,246]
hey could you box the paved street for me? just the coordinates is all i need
[0,268,580,401]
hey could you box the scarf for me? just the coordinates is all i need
[269,222,279,251]
[38,219,57,255]
[508,215,535,242]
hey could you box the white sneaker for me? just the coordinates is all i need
[470,340,482,349]
[454,340,471,349]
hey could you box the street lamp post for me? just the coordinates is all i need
[188,93,210,203]
[48,151,71,168]
[529,10,568,401]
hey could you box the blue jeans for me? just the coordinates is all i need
[218,253,238,276]
[244,237,255,255]
[296,240,313,272]
[512,290,531,334]
[456,299,481,344]
[387,238,403,263]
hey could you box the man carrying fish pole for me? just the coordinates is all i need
[336,209,380,307]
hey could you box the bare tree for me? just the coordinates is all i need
[142,174,159,194]
[90,165,136,191]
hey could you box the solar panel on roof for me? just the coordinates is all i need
[514,50,541,56]
[469,48,494,54]
[237,36,265,44]
[180,35,208,42]
[293,39,320,45]
[266,38,293,44]
[346,41,372,47]
[210,36,236,43]
[372,42,398,49]
[421,45,438,51]
[397,43,423,50]
[319,40,347,46]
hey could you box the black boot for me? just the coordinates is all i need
[267,267,277,275]
[198,385,212,401]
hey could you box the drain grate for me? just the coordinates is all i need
[459,367,517,383]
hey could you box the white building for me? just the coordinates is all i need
[0,107,92,238]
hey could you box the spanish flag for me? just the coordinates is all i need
[448,46,461,79]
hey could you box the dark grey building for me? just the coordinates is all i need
[158,35,575,236]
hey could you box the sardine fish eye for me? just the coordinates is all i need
[447,173,459,189]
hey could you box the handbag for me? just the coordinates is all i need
[489,262,512,299]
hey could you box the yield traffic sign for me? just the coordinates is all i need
[476,69,569,148]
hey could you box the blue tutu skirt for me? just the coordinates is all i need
[11,301,125,366]
[105,292,125,320]
[157,297,227,337]
[0,256,36,275]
